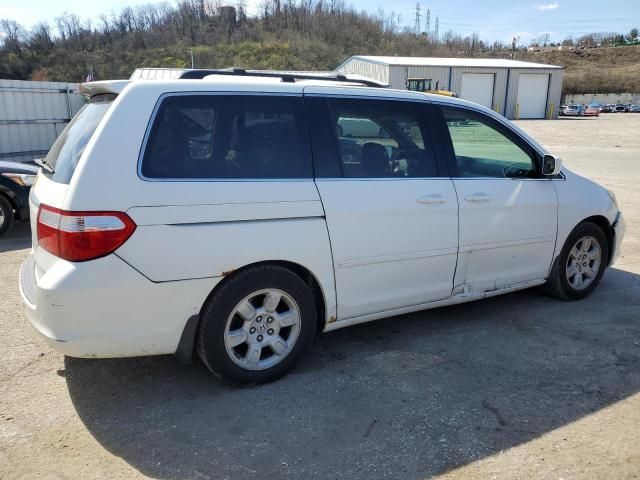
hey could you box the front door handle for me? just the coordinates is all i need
[464,192,490,203]
[417,194,447,205]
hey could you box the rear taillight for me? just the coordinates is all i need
[37,204,136,262]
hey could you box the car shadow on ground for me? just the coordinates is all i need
[0,221,31,253]
[64,267,640,480]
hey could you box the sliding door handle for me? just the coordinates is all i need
[417,194,447,205]
[464,192,490,203]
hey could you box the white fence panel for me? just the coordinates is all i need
[0,79,84,162]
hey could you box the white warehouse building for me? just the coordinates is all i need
[336,56,564,119]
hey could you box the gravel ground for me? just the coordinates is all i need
[1,113,639,480]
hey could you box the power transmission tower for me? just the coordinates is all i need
[426,8,430,35]
[434,16,439,40]
[414,3,421,34]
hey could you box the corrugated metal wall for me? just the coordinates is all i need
[338,57,564,120]
[397,65,562,119]
[387,65,452,94]
[505,68,563,119]
[562,92,639,105]
[0,79,84,162]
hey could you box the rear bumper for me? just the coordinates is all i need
[611,211,625,265]
[19,250,217,358]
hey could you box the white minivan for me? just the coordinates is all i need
[20,70,625,384]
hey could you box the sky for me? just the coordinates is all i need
[0,0,638,44]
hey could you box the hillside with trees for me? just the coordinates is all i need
[1,0,638,94]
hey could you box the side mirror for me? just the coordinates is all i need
[542,154,562,176]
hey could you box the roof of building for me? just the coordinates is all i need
[130,67,337,80]
[130,68,186,80]
[344,55,563,69]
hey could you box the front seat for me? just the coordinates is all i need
[360,142,390,177]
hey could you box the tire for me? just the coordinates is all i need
[196,265,317,385]
[543,221,609,300]
[0,195,15,237]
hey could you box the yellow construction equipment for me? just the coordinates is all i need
[405,77,457,97]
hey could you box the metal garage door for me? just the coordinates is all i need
[460,73,495,108]
[516,74,549,119]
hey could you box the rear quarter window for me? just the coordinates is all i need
[140,94,313,179]
[44,94,114,184]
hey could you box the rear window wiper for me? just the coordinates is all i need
[34,158,54,174]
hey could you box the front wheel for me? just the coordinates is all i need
[196,265,316,385]
[544,221,609,300]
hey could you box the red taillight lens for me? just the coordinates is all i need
[37,204,136,262]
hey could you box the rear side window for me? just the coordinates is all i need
[141,94,312,179]
[306,97,437,178]
[44,94,113,184]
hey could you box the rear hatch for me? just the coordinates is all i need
[29,83,125,274]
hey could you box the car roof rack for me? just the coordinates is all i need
[178,68,387,88]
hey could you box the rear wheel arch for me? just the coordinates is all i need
[0,193,16,235]
[175,260,327,364]
[0,190,18,213]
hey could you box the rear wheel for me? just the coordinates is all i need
[197,265,316,385]
[0,195,15,237]
[544,221,609,300]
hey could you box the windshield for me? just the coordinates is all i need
[43,95,114,184]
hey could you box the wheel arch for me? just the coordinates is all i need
[0,190,18,218]
[580,215,614,264]
[175,259,328,364]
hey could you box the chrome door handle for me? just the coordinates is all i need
[417,194,446,205]
[464,192,490,203]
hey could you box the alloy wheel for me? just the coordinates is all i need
[566,235,601,290]
[223,289,301,370]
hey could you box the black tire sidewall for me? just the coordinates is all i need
[0,195,14,237]
[556,222,609,300]
[197,266,316,385]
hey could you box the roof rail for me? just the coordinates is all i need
[178,68,388,88]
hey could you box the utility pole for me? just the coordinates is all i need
[426,8,430,36]
[434,17,439,41]
[186,50,194,68]
[511,36,519,59]
[414,3,421,34]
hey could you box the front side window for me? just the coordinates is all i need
[324,98,436,178]
[141,95,312,179]
[443,107,536,179]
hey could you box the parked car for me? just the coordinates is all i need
[559,104,568,115]
[628,104,640,113]
[599,104,613,113]
[583,106,600,117]
[563,104,584,116]
[614,104,627,112]
[20,72,625,385]
[0,161,39,237]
